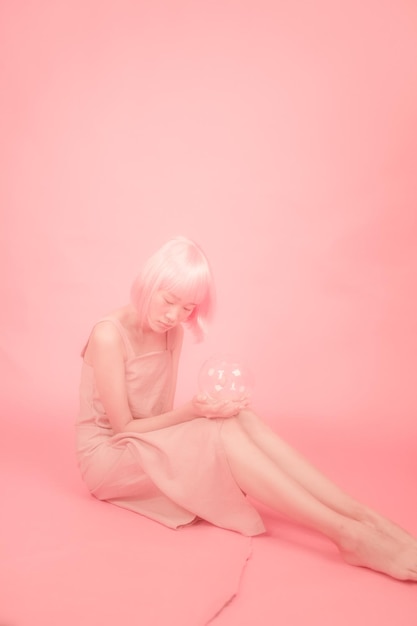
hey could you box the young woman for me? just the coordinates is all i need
[76,236,417,581]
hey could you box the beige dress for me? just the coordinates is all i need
[76,318,265,536]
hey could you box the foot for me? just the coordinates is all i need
[337,520,417,581]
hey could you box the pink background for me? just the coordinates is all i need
[1,1,417,624]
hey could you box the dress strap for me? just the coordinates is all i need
[99,317,136,359]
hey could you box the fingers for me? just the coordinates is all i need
[213,399,245,418]
[192,394,251,418]
[194,393,208,403]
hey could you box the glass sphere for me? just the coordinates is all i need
[198,355,254,402]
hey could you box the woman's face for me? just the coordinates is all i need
[146,289,196,332]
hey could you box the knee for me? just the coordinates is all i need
[219,414,248,443]
[236,408,260,429]
[220,409,261,439]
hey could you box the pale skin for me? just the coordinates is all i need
[84,289,417,582]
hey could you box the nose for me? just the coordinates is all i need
[165,306,179,323]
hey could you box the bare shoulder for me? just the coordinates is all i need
[92,305,133,344]
[84,311,128,364]
[90,320,123,346]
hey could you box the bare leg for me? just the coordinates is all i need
[220,417,417,581]
[237,410,416,543]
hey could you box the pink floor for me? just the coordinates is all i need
[2,410,416,626]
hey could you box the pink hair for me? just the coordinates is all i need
[131,236,215,341]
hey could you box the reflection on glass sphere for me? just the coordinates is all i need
[198,355,254,402]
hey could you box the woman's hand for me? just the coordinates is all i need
[192,394,250,419]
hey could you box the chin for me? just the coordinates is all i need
[155,321,172,332]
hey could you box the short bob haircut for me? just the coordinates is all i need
[131,236,215,341]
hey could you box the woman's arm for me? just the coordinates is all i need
[122,403,197,434]
[86,321,197,435]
